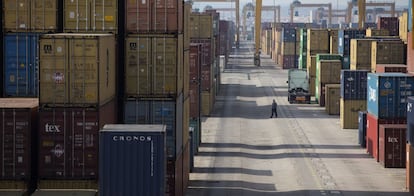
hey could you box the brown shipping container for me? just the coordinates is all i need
[371,40,407,72]
[65,0,117,33]
[350,39,375,71]
[125,34,184,97]
[378,17,399,36]
[408,33,414,73]
[201,91,213,116]
[307,29,330,52]
[184,50,190,98]
[379,124,406,168]
[325,84,340,115]
[340,99,367,129]
[183,2,192,50]
[0,98,38,188]
[375,64,407,73]
[366,28,390,37]
[306,55,317,77]
[190,13,213,39]
[167,156,183,196]
[281,42,296,56]
[189,44,201,119]
[39,33,116,107]
[4,0,58,32]
[191,39,213,66]
[318,60,342,84]
[38,99,116,186]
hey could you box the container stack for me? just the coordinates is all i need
[278,28,298,69]
[314,54,342,106]
[324,84,341,115]
[340,70,368,129]
[399,12,409,43]
[407,97,414,192]
[366,73,413,165]
[0,98,39,195]
[338,29,366,69]
[37,33,117,190]
[366,28,390,37]
[377,17,399,36]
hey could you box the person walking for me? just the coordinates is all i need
[270,99,277,118]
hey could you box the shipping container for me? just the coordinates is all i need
[201,91,214,116]
[325,84,340,115]
[306,55,317,77]
[3,0,58,32]
[39,33,116,107]
[338,29,366,56]
[124,96,183,159]
[190,13,213,39]
[64,0,117,33]
[350,39,376,70]
[167,155,183,196]
[316,60,342,84]
[309,76,316,97]
[366,112,406,162]
[279,55,298,69]
[183,97,190,150]
[378,17,399,36]
[307,29,330,52]
[204,10,220,37]
[183,2,192,50]
[281,28,296,42]
[32,189,97,196]
[366,28,390,37]
[371,40,407,72]
[4,33,41,97]
[316,83,326,107]
[38,99,116,188]
[399,12,409,43]
[379,124,406,168]
[189,129,194,172]
[358,111,367,147]
[182,140,190,195]
[340,70,369,100]
[407,97,414,144]
[99,124,166,196]
[407,143,414,193]
[408,33,414,73]
[281,42,297,56]
[125,34,184,97]
[0,98,38,193]
[367,73,414,119]
[375,64,407,73]
[340,99,367,129]
[189,44,201,119]
[184,50,190,98]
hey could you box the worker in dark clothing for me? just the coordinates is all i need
[270,99,277,118]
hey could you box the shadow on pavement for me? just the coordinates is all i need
[200,143,362,150]
[192,167,273,176]
[195,151,371,159]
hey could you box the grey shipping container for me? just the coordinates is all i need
[124,95,184,159]
[99,124,166,196]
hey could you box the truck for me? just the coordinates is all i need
[287,69,311,104]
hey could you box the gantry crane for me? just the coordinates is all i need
[347,1,395,25]
[192,0,241,48]
[290,2,332,27]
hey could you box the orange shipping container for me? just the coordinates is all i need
[39,33,116,106]
[125,34,184,97]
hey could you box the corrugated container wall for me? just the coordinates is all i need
[378,124,406,168]
[39,33,116,107]
[4,33,41,97]
[325,84,340,115]
[340,99,367,129]
[341,70,368,100]
[375,64,407,73]
[0,98,38,190]
[125,34,184,97]
[3,0,58,32]
[123,97,183,159]
[371,40,407,72]
[358,111,367,147]
[183,3,192,50]
[38,99,116,187]
[189,44,201,119]
[316,60,342,83]
[399,12,408,43]
[307,29,330,53]
[407,97,414,144]
[350,39,375,70]
[190,13,213,39]
[408,33,414,73]
[65,0,117,33]
[367,73,414,119]
[99,125,166,196]
[378,17,399,36]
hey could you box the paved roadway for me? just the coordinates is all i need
[185,41,410,196]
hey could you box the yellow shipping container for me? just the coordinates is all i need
[325,84,341,115]
[371,40,407,72]
[190,13,213,39]
[340,99,367,129]
[307,29,330,52]
[350,39,375,70]
[39,33,116,106]
[4,0,57,32]
[400,12,409,43]
[366,28,389,37]
[201,91,213,116]
[306,55,317,77]
[317,60,342,84]
[64,0,118,33]
[125,34,184,97]
[309,76,316,97]
[184,2,192,50]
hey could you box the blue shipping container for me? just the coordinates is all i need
[341,70,369,100]
[4,33,41,97]
[407,97,414,144]
[282,28,297,42]
[367,73,414,119]
[99,124,166,196]
[358,111,367,148]
[124,96,183,159]
[338,29,366,55]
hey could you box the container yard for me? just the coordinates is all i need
[1,0,414,195]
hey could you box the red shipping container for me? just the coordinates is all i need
[189,44,201,119]
[167,156,183,196]
[126,0,183,33]
[0,98,38,183]
[408,33,414,73]
[375,64,407,73]
[379,124,406,168]
[366,112,406,162]
[191,39,212,66]
[38,99,116,180]
[378,17,399,36]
